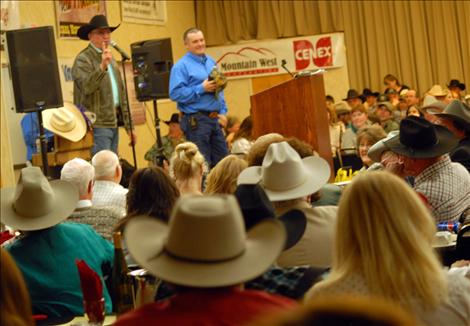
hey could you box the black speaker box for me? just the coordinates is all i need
[6,26,63,113]
[131,38,173,101]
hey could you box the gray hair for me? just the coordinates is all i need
[91,150,120,178]
[60,158,95,196]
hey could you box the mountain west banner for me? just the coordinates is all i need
[206,32,345,79]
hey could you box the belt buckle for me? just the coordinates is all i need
[208,112,219,119]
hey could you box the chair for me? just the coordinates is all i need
[456,224,470,260]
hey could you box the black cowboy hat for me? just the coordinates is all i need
[384,116,458,158]
[343,89,365,102]
[234,184,306,250]
[77,15,120,41]
[362,88,380,98]
[447,79,466,91]
[164,113,180,125]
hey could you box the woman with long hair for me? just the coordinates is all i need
[231,116,254,156]
[169,142,207,195]
[204,155,247,194]
[305,171,470,325]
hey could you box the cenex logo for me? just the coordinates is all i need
[293,37,333,70]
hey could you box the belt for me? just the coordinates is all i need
[184,111,219,119]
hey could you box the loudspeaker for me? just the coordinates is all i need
[6,26,63,113]
[131,38,173,101]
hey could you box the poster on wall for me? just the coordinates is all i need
[121,0,166,25]
[206,32,346,80]
[0,0,20,51]
[55,0,106,38]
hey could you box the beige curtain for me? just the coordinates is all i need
[196,0,470,95]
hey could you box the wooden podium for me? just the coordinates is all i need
[250,74,333,169]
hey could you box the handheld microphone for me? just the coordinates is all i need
[110,40,130,60]
[281,59,294,77]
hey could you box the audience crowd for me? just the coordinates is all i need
[1,75,470,325]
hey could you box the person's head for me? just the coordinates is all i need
[350,105,368,129]
[334,101,352,125]
[356,126,387,167]
[246,133,284,166]
[326,104,337,125]
[434,100,470,140]
[233,116,253,141]
[406,105,423,118]
[61,158,95,199]
[170,142,207,193]
[205,155,248,195]
[326,95,335,111]
[183,27,205,56]
[225,116,241,134]
[323,171,446,308]
[116,167,180,231]
[344,89,363,109]
[376,103,394,122]
[164,113,183,136]
[405,89,419,107]
[447,79,466,99]
[91,150,122,183]
[383,74,401,90]
[385,88,400,104]
[77,15,118,48]
[89,28,111,49]
[0,248,34,326]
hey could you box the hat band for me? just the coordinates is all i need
[164,245,246,263]
[262,172,308,192]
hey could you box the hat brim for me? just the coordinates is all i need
[435,113,470,131]
[237,156,330,202]
[1,180,78,231]
[278,209,306,250]
[125,216,286,288]
[77,24,119,40]
[42,103,87,142]
[384,125,458,158]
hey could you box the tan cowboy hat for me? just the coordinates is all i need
[1,167,78,231]
[427,85,449,97]
[237,141,330,202]
[42,102,87,142]
[124,195,286,288]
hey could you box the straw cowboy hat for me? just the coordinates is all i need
[436,100,470,132]
[334,101,351,115]
[77,15,119,41]
[367,130,399,163]
[427,85,449,97]
[237,141,330,202]
[42,102,87,142]
[234,184,306,250]
[1,167,78,231]
[124,195,286,288]
[385,116,458,158]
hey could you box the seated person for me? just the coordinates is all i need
[355,125,387,171]
[231,116,254,156]
[61,158,123,240]
[341,105,371,154]
[20,112,54,162]
[115,195,297,325]
[204,155,248,194]
[2,167,114,317]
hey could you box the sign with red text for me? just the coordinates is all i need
[205,32,345,79]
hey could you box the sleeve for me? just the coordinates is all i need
[169,63,205,104]
[72,53,108,96]
[217,90,228,115]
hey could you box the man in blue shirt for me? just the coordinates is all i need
[169,28,228,167]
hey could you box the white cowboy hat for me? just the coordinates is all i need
[237,141,330,202]
[1,167,78,231]
[42,102,87,142]
[124,195,286,288]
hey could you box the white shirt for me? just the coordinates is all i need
[92,180,128,216]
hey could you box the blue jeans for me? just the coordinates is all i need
[92,128,119,156]
[181,113,228,168]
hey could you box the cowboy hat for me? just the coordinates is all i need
[436,100,470,132]
[427,85,449,97]
[77,15,119,41]
[334,101,351,115]
[362,88,380,98]
[384,116,458,158]
[124,195,286,288]
[343,89,364,102]
[1,167,78,231]
[42,102,87,142]
[367,130,399,163]
[447,79,466,91]
[164,113,180,125]
[234,184,306,250]
[420,101,447,114]
[237,141,330,202]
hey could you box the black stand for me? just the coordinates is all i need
[35,101,49,177]
[118,58,138,168]
[152,99,165,167]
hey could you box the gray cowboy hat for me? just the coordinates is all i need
[436,100,470,132]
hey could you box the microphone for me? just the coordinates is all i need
[110,40,130,60]
[281,59,294,77]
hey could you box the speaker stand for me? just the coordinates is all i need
[35,101,49,177]
[118,57,138,168]
[151,99,165,167]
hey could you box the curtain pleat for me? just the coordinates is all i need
[196,0,470,95]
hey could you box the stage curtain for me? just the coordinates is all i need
[196,0,470,95]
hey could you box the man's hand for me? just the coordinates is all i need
[127,130,137,146]
[100,42,112,71]
[202,79,217,92]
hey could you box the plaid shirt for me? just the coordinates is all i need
[92,180,128,216]
[414,155,470,223]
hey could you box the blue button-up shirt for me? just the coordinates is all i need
[169,52,227,114]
